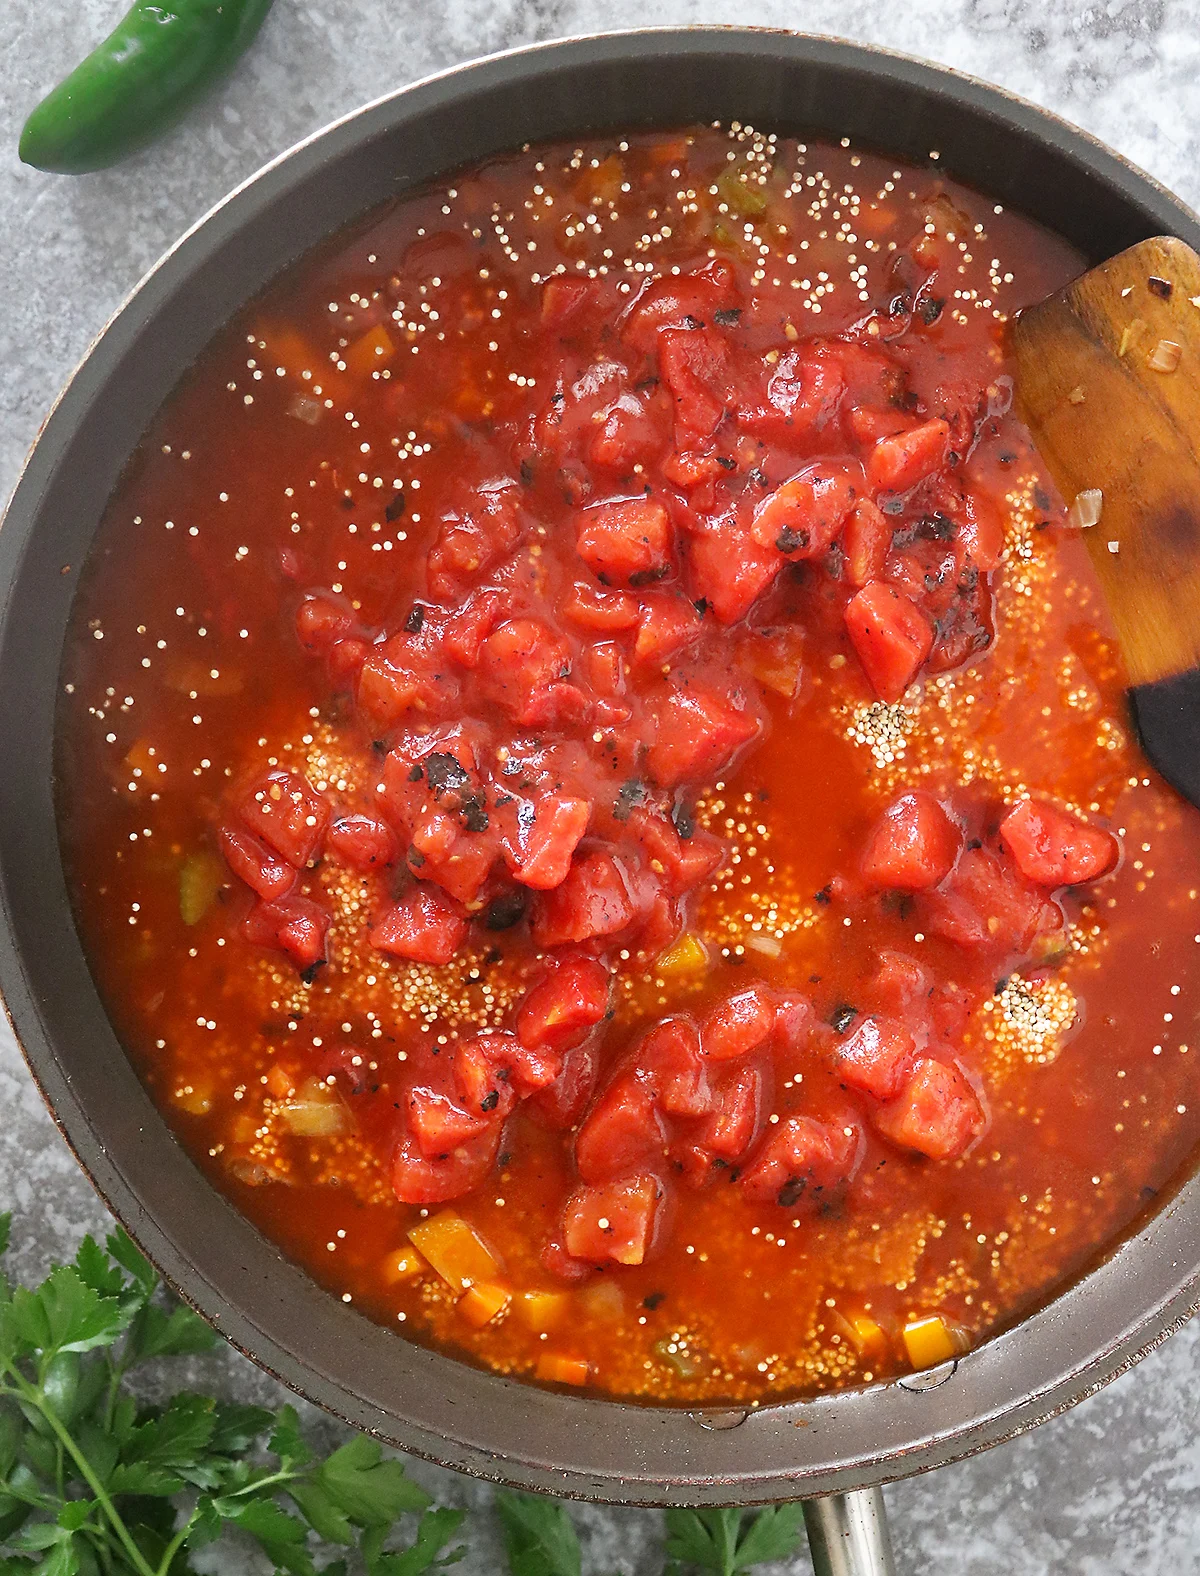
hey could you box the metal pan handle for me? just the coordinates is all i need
[803,1488,896,1576]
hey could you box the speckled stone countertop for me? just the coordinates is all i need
[3,3,1200,1571]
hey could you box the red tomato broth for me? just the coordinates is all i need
[56,126,1200,1403]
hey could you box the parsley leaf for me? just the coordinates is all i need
[664,1506,806,1573]
[495,1490,581,1576]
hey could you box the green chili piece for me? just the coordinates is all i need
[20,0,276,175]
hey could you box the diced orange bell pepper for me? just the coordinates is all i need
[459,1281,511,1328]
[535,1352,590,1386]
[408,1210,502,1292]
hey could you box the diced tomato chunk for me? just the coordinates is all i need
[834,1014,922,1101]
[701,984,776,1061]
[540,1236,594,1283]
[685,519,780,625]
[874,1059,985,1160]
[622,261,738,352]
[574,1071,666,1184]
[589,394,666,474]
[646,682,758,787]
[698,1064,763,1158]
[738,1115,861,1206]
[861,791,960,890]
[530,1039,599,1130]
[237,768,329,868]
[327,813,400,871]
[440,587,515,668]
[637,1017,711,1117]
[503,794,591,890]
[391,1123,500,1205]
[867,418,950,495]
[408,811,497,905]
[242,895,330,972]
[407,1086,488,1158]
[750,461,862,559]
[562,582,641,632]
[453,1028,559,1108]
[844,581,934,701]
[370,884,467,964]
[658,327,730,447]
[562,1174,662,1265]
[773,991,816,1051]
[357,639,454,733]
[919,847,1059,955]
[541,276,591,326]
[533,850,636,948]
[517,954,611,1053]
[842,499,891,586]
[998,799,1118,887]
[478,619,572,725]
[631,811,723,896]
[575,497,672,587]
[633,592,702,667]
[218,824,295,900]
[295,595,353,652]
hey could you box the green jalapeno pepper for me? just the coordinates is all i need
[20,0,276,175]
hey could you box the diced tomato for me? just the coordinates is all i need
[540,1236,594,1283]
[441,587,515,668]
[218,823,295,900]
[646,681,758,787]
[533,850,637,948]
[658,327,730,448]
[427,488,522,599]
[517,954,611,1052]
[698,1064,763,1157]
[631,811,723,896]
[701,984,776,1061]
[918,847,1059,954]
[237,768,329,868]
[842,499,891,586]
[872,950,931,1012]
[874,1059,985,1160]
[453,1028,559,1108]
[391,1122,500,1205]
[958,487,1004,571]
[750,461,862,559]
[503,794,591,890]
[998,799,1118,887]
[575,497,672,587]
[738,1115,861,1206]
[478,619,572,725]
[773,991,816,1051]
[867,418,950,495]
[562,582,641,633]
[622,261,738,352]
[529,1039,599,1129]
[562,1174,662,1266]
[407,1086,488,1158]
[242,895,330,972]
[541,276,591,326]
[661,449,726,492]
[295,595,353,652]
[327,636,370,686]
[327,813,400,871]
[846,404,911,449]
[369,884,468,964]
[861,791,960,890]
[741,351,845,443]
[685,518,781,625]
[575,1071,666,1183]
[409,811,497,905]
[357,638,454,732]
[737,626,805,700]
[589,394,666,474]
[580,641,625,697]
[633,592,702,668]
[844,581,934,702]
[637,1017,711,1117]
[834,1014,922,1101]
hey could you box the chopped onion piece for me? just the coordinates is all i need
[288,392,322,425]
[1147,338,1182,373]
[1067,489,1103,531]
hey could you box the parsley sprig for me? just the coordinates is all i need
[0,1215,463,1575]
[0,1213,809,1575]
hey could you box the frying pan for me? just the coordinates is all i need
[2,29,1199,1576]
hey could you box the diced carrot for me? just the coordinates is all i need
[343,323,396,379]
[259,325,321,379]
[265,1064,296,1100]
[408,1210,502,1291]
[838,1310,888,1356]
[902,1313,964,1369]
[516,1289,571,1332]
[534,1352,590,1386]
[459,1281,511,1328]
[382,1246,425,1283]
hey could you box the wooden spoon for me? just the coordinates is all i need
[1011,234,1200,807]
